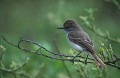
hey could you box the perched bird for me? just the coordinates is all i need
[57,19,105,69]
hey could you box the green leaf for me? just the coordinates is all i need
[0,45,6,52]
[99,47,105,52]
[10,61,17,69]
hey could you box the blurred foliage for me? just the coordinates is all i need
[0,0,120,78]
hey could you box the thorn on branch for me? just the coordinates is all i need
[1,36,120,71]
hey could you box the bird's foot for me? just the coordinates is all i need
[84,55,88,65]
[70,58,75,64]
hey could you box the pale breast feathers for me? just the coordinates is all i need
[67,31,95,53]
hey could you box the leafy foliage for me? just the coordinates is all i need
[0,0,120,78]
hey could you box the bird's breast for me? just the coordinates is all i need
[68,40,83,52]
[66,33,83,52]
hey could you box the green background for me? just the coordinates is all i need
[0,0,120,78]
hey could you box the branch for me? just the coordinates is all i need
[105,0,120,11]
[0,60,30,78]
[80,16,120,44]
[1,36,93,63]
[0,49,31,78]
[1,36,120,71]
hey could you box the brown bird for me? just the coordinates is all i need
[57,19,105,69]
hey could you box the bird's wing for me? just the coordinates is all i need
[68,31,95,53]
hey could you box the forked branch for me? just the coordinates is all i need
[1,36,120,71]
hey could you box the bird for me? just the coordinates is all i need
[57,19,105,69]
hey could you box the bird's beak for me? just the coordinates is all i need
[57,26,64,29]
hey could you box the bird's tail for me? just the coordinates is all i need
[89,53,105,69]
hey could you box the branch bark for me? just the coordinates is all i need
[1,36,120,71]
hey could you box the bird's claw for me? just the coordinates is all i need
[84,55,88,65]
[84,59,87,65]
[70,59,75,64]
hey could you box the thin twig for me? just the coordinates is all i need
[0,46,30,78]
[0,58,31,78]
[53,38,73,78]
[105,0,120,11]
[0,67,31,78]
[1,36,120,71]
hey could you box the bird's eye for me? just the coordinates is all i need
[64,26,69,28]
[65,26,68,28]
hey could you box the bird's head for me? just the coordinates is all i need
[57,19,81,32]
